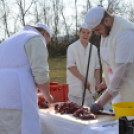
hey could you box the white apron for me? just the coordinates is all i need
[101,15,134,102]
[0,27,43,134]
[100,37,123,104]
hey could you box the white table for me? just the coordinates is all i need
[40,114,119,134]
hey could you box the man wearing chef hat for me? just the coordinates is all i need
[0,23,54,134]
[67,23,100,107]
[84,7,134,114]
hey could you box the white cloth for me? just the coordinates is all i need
[67,40,98,97]
[84,7,104,31]
[0,109,21,134]
[40,114,118,134]
[81,23,89,29]
[101,15,134,102]
[24,35,49,84]
[68,95,93,107]
[67,43,100,70]
[0,109,118,134]
[0,27,43,134]
[82,126,118,134]
[100,37,123,104]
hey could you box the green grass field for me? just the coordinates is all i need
[48,57,67,83]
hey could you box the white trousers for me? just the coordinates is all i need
[0,109,22,134]
[0,109,46,134]
[68,95,93,107]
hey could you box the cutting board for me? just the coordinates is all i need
[39,103,116,126]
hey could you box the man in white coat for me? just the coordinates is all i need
[67,24,100,107]
[84,7,134,114]
[0,24,54,134]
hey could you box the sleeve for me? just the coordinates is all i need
[107,63,133,97]
[107,30,134,97]
[67,46,76,68]
[24,36,49,84]
[95,49,100,69]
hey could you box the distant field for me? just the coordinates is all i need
[48,57,67,83]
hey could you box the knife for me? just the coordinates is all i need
[82,44,93,106]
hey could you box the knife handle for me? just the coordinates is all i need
[97,88,106,94]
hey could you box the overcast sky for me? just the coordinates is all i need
[0,0,133,40]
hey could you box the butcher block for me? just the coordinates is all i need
[39,102,116,126]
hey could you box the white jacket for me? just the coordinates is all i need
[67,40,97,97]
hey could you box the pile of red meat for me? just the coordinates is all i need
[54,102,97,120]
[39,102,49,109]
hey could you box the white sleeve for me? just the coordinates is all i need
[25,37,49,84]
[115,30,134,63]
[107,63,133,97]
[95,50,100,69]
[67,46,76,68]
[107,30,134,97]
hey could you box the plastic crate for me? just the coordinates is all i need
[38,82,69,105]
[50,83,64,103]
[63,83,69,102]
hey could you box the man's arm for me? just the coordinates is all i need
[25,37,54,103]
[37,81,53,103]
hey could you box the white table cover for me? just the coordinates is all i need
[40,114,118,134]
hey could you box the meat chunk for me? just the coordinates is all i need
[39,102,49,109]
[54,102,96,120]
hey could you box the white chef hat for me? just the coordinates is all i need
[84,7,104,31]
[34,23,52,37]
[81,23,89,29]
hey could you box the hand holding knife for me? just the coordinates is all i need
[92,88,106,101]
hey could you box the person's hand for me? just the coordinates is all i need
[95,83,100,91]
[37,93,54,104]
[81,77,90,91]
[37,93,45,102]
[97,82,107,93]
[90,101,103,114]
[46,95,55,104]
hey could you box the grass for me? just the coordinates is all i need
[48,57,67,83]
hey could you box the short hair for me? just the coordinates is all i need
[34,27,46,33]
[25,25,46,33]
[100,9,111,24]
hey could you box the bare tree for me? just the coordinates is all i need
[61,8,70,43]
[86,0,91,11]
[125,1,134,23]
[50,0,62,45]
[16,0,36,26]
[0,0,10,37]
[74,0,78,39]
[40,0,52,26]
[34,2,40,23]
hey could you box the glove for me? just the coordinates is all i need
[90,102,103,114]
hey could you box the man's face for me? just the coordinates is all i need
[42,31,51,45]
[92,19,111,37]
[78,28,92,42]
